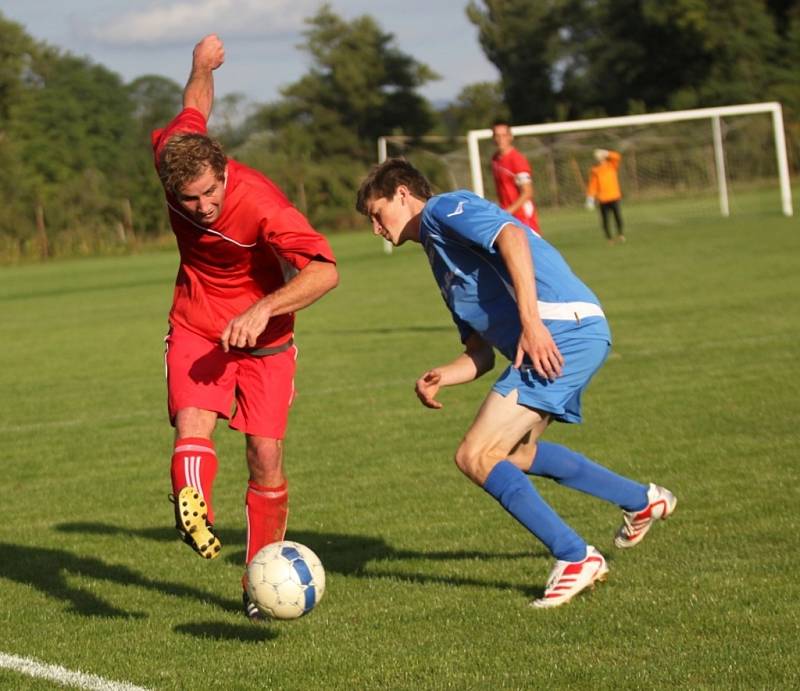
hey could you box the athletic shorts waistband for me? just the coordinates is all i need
[244,337,294,357]
[538,301,605,322]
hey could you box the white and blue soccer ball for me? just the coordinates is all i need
[246,541,326,620]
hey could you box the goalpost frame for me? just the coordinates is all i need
[466,101,794,217]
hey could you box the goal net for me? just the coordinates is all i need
[465,102,793,223]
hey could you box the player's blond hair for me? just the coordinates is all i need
[355,158,433,215]
[158,133,227,198]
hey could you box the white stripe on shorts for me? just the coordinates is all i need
[538,301,605,322]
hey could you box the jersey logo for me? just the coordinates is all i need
[447,201,466,217]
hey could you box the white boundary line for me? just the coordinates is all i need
[0,652,150,691]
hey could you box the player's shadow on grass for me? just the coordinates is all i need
[175,622,276,643]
[262,529,551,598]
[56,522,551,598]
[0,542,246,624]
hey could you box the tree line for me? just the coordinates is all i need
[1,1,797,260]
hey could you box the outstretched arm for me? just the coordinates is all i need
[183,34,225,119]
[414,333,495,409]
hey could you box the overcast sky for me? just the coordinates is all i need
[1,0,500,108]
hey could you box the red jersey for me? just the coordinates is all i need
[152,108,336,349]
[491,147,539,231]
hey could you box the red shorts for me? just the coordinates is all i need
[164,324,297,439]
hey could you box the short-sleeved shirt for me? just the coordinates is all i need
[491,147,538,230]
[419,190,610,362]
[152,108,336,349]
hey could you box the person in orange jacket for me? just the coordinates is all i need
[586,149,625,243]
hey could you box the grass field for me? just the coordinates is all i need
[1,194,799,690]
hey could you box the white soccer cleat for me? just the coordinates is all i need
[614,483,677,549]
[531,546,609,609]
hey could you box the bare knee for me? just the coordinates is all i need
[454,442,502,486]
[246,436,284,486]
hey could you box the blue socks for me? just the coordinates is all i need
[529,441,648,511]
[483,460,586,562]
[481,444,648,561]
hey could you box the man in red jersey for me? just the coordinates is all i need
[491,120,540,233]
[151,34,338,620]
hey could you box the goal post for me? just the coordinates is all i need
[377,136,392,254]
[467,102,793,217]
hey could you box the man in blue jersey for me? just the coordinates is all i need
[355,159,677,608]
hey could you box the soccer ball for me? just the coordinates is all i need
[246,541,326,620]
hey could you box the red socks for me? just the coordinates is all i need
[171,438,288,561]
[245,480,289,563]
[171,437,219,524]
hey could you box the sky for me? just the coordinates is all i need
[0,0,500,108]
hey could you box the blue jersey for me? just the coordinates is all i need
[419,190,610,362]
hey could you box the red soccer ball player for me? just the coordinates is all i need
[491,120,541,233]
[151,34,338,621]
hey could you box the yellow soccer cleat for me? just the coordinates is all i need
[170,486,222,559]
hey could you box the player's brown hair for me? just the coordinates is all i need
[157,133,227,198]
[355,158,433,215]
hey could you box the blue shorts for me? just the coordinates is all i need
[492,338,610,424]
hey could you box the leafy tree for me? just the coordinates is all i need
[564,0,715,114]
[213,92,249,148]
[581,0,782,112]
[0,132,38,257]
[466,0,570,123]
[440,81,509,135]
[10,49,136,185]
[0,15,35,124]
[293,4,438,148]
[0,15,39,255]
[466,0,799,121]
[0,13,179,258]
[127,75,182,142]
[6,45,153,250]
[126,74,184,236]
[765,0,800,162]
[240,4,439,226]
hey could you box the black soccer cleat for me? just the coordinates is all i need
[169,486,222,559]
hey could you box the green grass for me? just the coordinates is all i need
[1,193,799,690]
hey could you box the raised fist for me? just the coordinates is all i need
[193,34,225,71]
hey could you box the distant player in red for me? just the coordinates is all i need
[152,34,338,620]
[491,120,540,232]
